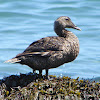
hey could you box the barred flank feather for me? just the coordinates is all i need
[5,58,21,63]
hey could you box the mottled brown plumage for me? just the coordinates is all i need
[5,16,81,78]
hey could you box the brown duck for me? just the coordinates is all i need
[5,16,81,78]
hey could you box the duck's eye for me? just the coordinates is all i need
[65,19,68,20]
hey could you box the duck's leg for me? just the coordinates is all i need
[39,70,42,77]
[33,69,36,73]
[46,69,48,79]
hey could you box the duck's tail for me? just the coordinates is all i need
[4,58,21,63]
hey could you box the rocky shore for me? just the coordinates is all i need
[0,73,100,100]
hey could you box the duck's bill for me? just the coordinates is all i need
[74,26,81,31]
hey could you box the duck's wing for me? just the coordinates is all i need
[16,36,66,57]
[25,36,64,52]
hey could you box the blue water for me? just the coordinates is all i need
[0,0,100,79]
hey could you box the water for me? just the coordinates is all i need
[0,0,100,79]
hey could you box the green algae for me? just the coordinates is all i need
[0,74,100,100]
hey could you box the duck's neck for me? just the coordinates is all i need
[54,26,78,43]
[54,26,68,37]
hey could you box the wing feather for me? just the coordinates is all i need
[24,36,64,53]
[16,36,67,57]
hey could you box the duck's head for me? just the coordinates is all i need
[54,16,81,31]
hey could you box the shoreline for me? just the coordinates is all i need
[0,73,100,99]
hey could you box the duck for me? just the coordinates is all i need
[5,16,81,78]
